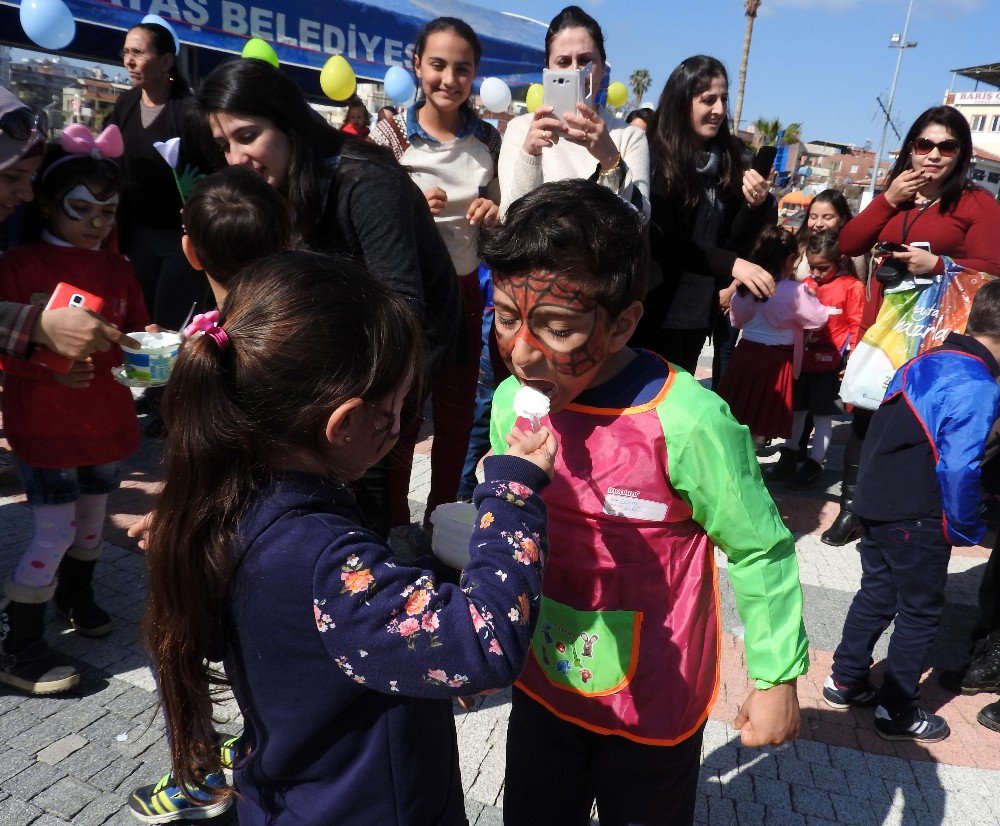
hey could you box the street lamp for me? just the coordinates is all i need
[866,0,918,205]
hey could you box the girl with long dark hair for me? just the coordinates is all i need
[141,252,554,824]
[636,55,777,375]
[196,58,462,538]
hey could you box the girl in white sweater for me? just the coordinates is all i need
[498,5,650,218]
[371,17,501,531]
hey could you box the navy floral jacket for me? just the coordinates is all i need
[224,455,549,825]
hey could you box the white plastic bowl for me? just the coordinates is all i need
[429,502,478,569]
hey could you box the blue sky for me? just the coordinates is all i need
[501,0,999,149]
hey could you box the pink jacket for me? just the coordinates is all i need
[730,279,830,377]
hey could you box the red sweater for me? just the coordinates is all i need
[0,241,150,468]
[801,273,864,373]
[839,186,1000,337]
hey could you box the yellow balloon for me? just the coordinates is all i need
[606,82,628,109]
[241,38,279,69]
[320,55,356,101]
[525,83,544,114]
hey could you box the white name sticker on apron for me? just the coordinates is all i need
[603,491,668,521]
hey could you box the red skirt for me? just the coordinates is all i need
[717,340,794,439]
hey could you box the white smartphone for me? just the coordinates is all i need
[909,242,934,285]
[542,63,594,125]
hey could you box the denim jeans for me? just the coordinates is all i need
[16,460,121,505]
[831,517,951,715]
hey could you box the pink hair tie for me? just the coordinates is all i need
[184,311,230,350]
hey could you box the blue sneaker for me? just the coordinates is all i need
[874,706,950,742]
[128,770,232,823]
[822,675,879,709]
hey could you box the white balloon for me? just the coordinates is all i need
[479,77,512,113]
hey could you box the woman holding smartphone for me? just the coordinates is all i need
[634,55,777,375]
[825,105,1000,546]
[498,5,649,218]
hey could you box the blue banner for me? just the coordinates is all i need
[2,0,546,84]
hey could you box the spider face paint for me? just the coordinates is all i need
[493,271,613,412]
[50,183,119,249]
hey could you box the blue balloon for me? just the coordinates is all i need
[19,0,76,51]
[384,65,416,105]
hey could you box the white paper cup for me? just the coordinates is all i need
[429,502,479,569]
[120,332,182,383]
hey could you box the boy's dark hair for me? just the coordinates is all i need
[479,180,646,317]
[966,279,1000,339]
[183,166,297,284]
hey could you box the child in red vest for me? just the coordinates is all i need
[0,126,149,694]
[772,230,864,487]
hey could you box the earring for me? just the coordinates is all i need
[344,436,352,443]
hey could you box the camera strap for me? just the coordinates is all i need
[898,197,939,244]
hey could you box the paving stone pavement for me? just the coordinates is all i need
[1,353,998,824]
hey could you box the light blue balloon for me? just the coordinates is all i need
[19,0,76,51]
[384,65,415,105]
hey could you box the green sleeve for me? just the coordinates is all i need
[656,373,809,689]
[489,376,522,457]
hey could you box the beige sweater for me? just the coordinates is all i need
[498,110,650,219]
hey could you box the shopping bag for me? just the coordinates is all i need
[840,258,996,410]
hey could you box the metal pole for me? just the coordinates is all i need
[867,0,916,200]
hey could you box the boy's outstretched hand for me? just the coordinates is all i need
[505,426,558,480]
[733,680,800,747]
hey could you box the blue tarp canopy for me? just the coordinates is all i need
[0,0,546,86]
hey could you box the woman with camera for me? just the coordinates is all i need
[497,5,649,218]
[824,105,1000,546]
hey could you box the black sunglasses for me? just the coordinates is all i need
[912,137,960,158]
[0,107,48,142]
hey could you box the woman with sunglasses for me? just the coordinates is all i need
[825,105,1000,546]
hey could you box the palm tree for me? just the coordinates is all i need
[751,118,802,147]
[628,68,652,109]
[733,0,762,134]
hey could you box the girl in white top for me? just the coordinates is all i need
[498,5,650,218]
[370,17,500,529]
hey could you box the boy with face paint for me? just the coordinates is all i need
[0,126,149,694]
[482,180,808,825]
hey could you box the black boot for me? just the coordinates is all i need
[1,582,80,695]
[821,432,862,546]
[765,447,799,481]
[945,636,1000,695]
[977,700,1000,733]
[54,552,112,638]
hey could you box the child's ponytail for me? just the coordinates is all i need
[142,251,423,800]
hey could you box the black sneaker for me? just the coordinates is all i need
[787,458,823,489]
[822,675,879,709]
[874,706,950,742]
[764,447,799,480]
